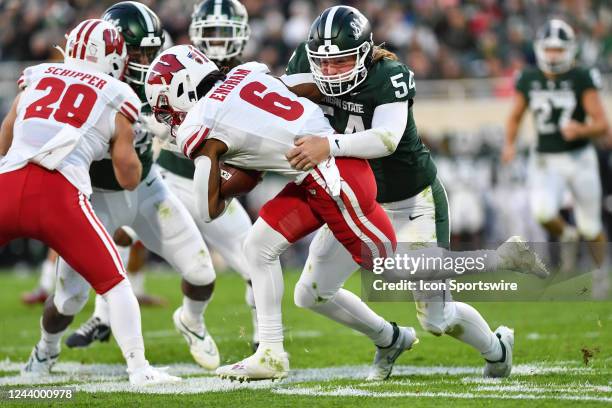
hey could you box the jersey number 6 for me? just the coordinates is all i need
[24,77,97,129]
[239,81,304,121]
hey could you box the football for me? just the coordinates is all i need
[219,163,263,198]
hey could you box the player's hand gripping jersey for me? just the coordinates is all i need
[1,63,140,195]
[177,62,340,193]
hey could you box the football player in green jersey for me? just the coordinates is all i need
[503,19,610,299]
[155,0,260,350]
[59,1,222,370]
[281,6,516,379]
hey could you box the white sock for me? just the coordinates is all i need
[127,271,145,297]
[258,340,284,354]
[251,308,259,343]
[308,288,394,347]
[181,297,208,330]
[245,219,290,347]
[39,259,56,293]
[38,319,64,355]
[448,302,502,362]
[93,295,110,326]
[102,279,147,372]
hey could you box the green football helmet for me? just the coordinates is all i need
[102,1,164,96]
[189,0,250,62]
[534,19,577,75]
[306,6,373,96]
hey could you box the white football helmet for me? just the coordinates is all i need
[64,19,127,79]
[534,19,577,75]
[145,44,220,133]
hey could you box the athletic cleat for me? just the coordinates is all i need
[484,326,514,378]
[497,236,549,278]
[173,307,220,370]
[65,317,111,348]
[216,348,289,381]
[21,288,49,305]
[128,363,182,386]
[366,323,418,381]
[22,345,59,375]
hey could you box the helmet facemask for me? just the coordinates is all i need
[152,93,187,137]
[189,18,250,61]
[126,42,162,86]
[306,40,371,96]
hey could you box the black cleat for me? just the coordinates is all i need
[65,317,111,348]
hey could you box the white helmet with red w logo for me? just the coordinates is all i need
[144,44,219,131]
[64,19,127,79]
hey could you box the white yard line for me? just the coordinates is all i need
[0,360,610,402]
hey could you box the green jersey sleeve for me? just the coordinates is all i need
[285,42,310,75]
[374,60,415,105]
[515,69,530,97]
[575,67,602,94]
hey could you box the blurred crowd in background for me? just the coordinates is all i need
[1,0,612,79]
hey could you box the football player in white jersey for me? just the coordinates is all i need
[156,0,260,350]
[144,45,548,381]
[59,2,221,371]
[0,19,179,386]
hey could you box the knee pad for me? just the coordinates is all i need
[294,281,319,309]
[181,252,216,286]
[243,220,287,267]
[54,288,89,316]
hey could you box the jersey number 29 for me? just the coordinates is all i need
[24,77,97,128]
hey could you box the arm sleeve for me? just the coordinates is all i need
[279,73,315,87]
[17,66,35,90]
[514,70,528,97]
[177,124,211,159]
[285,43,311,75]
[194,155,213,222]
[110,84,141,124]
[328,101,408,159]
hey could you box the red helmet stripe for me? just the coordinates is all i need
[79,20,102,60]
[71,20,93,58]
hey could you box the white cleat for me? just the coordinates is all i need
[173,307,220,370]
[216,348,289,382]
[367,323,418,381]
[497,236,549,278]
[22,345,59,375]
[128,363,182,386]
[484,326,514,378]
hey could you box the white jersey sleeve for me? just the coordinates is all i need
[176,104,213,159]
[17,66,36,90]
[103,81,141,124]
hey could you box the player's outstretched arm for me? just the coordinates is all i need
[502,92,527,164]
[109,112,142,191]
[0,93,21,156]
[192,138,229,222]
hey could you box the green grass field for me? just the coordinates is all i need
[0,269,610,407]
